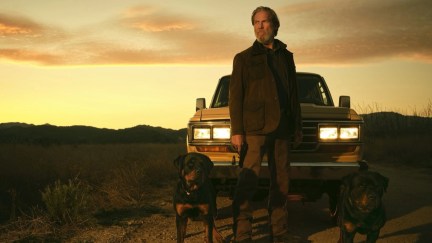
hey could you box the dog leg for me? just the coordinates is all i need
[203,214,213,243]
[366,230,380,243]
[176,215,188,243]
[340,230,355,243]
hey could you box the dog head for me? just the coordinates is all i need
[173,153,213,193]
[342,171,389,213]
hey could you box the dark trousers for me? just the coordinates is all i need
[232,128,291,241]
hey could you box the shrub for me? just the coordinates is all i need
[41,178,93,225]
[99,162,150,208]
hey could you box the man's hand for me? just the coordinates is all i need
[231,134,244,153]
[293,130,303,148]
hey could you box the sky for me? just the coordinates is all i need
[1,0,431,130]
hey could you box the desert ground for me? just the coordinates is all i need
[61,163,432,243]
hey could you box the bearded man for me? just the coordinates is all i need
[229,6,303,243]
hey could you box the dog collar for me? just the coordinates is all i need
[181,181,194,196]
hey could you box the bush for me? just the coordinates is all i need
[99,162,150,208]
[364,135,432,167]
[41,178,93,225]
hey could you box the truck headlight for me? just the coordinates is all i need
[340,127,359,139]
[193,128,211,139]
[319,127,338,140]
[213,127,230,139]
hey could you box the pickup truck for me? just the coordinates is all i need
[186,72,368,217]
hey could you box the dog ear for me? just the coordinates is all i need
[173,154,185,174]
[377,173,389,193]
[196,153,213,175]
[340,172,357,200]
[341,172,356,190]
[369,171,389,193]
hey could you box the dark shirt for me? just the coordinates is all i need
[265,44,288,111]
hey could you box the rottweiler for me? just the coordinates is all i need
[337,171,389,243]
[173,152,224,243]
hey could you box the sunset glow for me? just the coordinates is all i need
[1,0,431,129]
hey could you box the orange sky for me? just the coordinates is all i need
[1,0,431,129]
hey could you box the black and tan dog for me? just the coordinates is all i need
[337,171,389,243]
[173,152,224,243]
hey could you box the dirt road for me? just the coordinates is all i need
[71,163,432,242]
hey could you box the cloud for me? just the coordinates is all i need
[113,5,248,64]
[83,30,247,65]
[0,13,70,65]
[1,1,431,66]
[120,5,196,32]
[0,13,43,36]
[281,0,432,64]
[0,6,248,66]
[0,48,63,65]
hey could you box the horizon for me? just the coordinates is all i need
[2,108,431,131]
[1,0,431,129]
[0,121,185,130]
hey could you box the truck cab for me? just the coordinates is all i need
[186,72,367,216]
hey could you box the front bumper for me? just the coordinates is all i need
[210,160,368,180]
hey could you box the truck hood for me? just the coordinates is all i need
[301,104,362,120]
[189,104,362,122]
[190,107,230,122]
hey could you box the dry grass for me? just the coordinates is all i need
[356,101,432,168]
[354,100,432,118]
[0,143,186,241]
[0,207,55,241]
[364,135,432,167]
[0,144,185,221]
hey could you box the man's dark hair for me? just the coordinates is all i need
[251,6,280,36]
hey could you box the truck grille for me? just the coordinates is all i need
[293,121,361,153]
[294,121,319,152]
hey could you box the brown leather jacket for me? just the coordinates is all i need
[229,40,302,136]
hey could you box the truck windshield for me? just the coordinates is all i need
[211,76,230,108]
[211,74,332,108]
[297,74,331,106]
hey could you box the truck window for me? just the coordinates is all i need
[211,76,230,108]
[211,74,332,108]
[298,75,331,106]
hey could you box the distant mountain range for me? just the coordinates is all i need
[0,123,187,145]
[361,112,432,136]
[0,112,430,145]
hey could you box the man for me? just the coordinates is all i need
[229,6,303,242]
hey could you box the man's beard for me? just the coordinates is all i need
[255,29,274,45]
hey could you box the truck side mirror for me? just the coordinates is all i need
[339,96,350,108]
[196,98,206,111]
